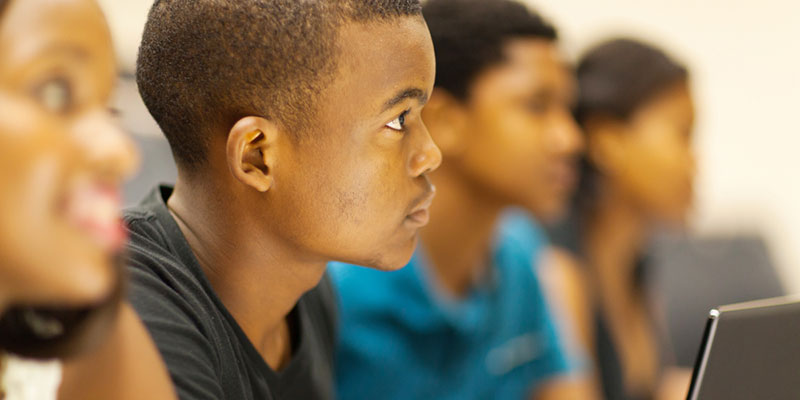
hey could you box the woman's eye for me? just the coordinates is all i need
[36,79,73,113]
[386,110,409,131]
[528,100,549,114]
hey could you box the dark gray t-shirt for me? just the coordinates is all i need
[125,186,336,400]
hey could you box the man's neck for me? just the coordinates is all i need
[167,177,327,370]
[420,166,504,298]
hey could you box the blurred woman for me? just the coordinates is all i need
[545,38,695,400]
[0,0,174,398]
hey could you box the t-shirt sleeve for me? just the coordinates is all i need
[535,295,575,376]
[528,229,587,378]
[537,250,594,376]
[497,211,583,388]
[127,254,224,400]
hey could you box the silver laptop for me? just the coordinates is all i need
[687,295,800,400]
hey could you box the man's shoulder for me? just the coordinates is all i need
[122,186,179,267]
[122,196,212,328]
[496,209,547,258]
[122,187,196,281]
[123,205,158,232]
[123,206,182,279]
[122,206,227,382]
[124,205,165,250]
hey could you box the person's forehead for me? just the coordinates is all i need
[500,38,571,85]
[639,81,695,121]
[0,0,112,68]
[470,38,572,100]
[503,38,563,65]
[337,16,432,61]
[329,17,435,109]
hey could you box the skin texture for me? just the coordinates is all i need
[0,1,175,398]
[419,39,598,399]
[167,16,440,370]
[0,0,137,309]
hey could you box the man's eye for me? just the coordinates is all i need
[36,79,73,113]
[386,110,410,131]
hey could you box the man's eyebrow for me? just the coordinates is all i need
[381,88,428,112]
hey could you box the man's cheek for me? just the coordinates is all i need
[331,176,371,228]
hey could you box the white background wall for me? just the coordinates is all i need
[98,0,800,292]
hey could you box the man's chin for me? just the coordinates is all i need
[377,250,417,272]
[353,237,418,272]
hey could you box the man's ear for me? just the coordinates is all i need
[226,116,280,193]
[422,88,468,157]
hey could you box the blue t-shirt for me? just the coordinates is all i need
[329,210,573,400]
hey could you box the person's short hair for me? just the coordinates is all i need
[137,0,422,168]
[422,0,557,101]
[575,38,688,124]
[0,0,10,19]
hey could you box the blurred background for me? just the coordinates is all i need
[97,0,800,365]
[534,0,800,295]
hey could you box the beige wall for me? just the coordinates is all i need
[97,0,152,73]
[98,0,800,291]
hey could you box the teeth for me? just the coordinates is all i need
[65,182,121,247]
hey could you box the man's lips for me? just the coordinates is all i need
[405,187,436,228]
[64,182,127,252]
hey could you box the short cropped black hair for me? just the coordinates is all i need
[575,38,688,124]
[422,0,557,100]
[137,0,422,168]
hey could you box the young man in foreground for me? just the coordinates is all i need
[331,0,598,398]
[126,1,440,398]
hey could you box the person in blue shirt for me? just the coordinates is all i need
[330,0,599,398]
